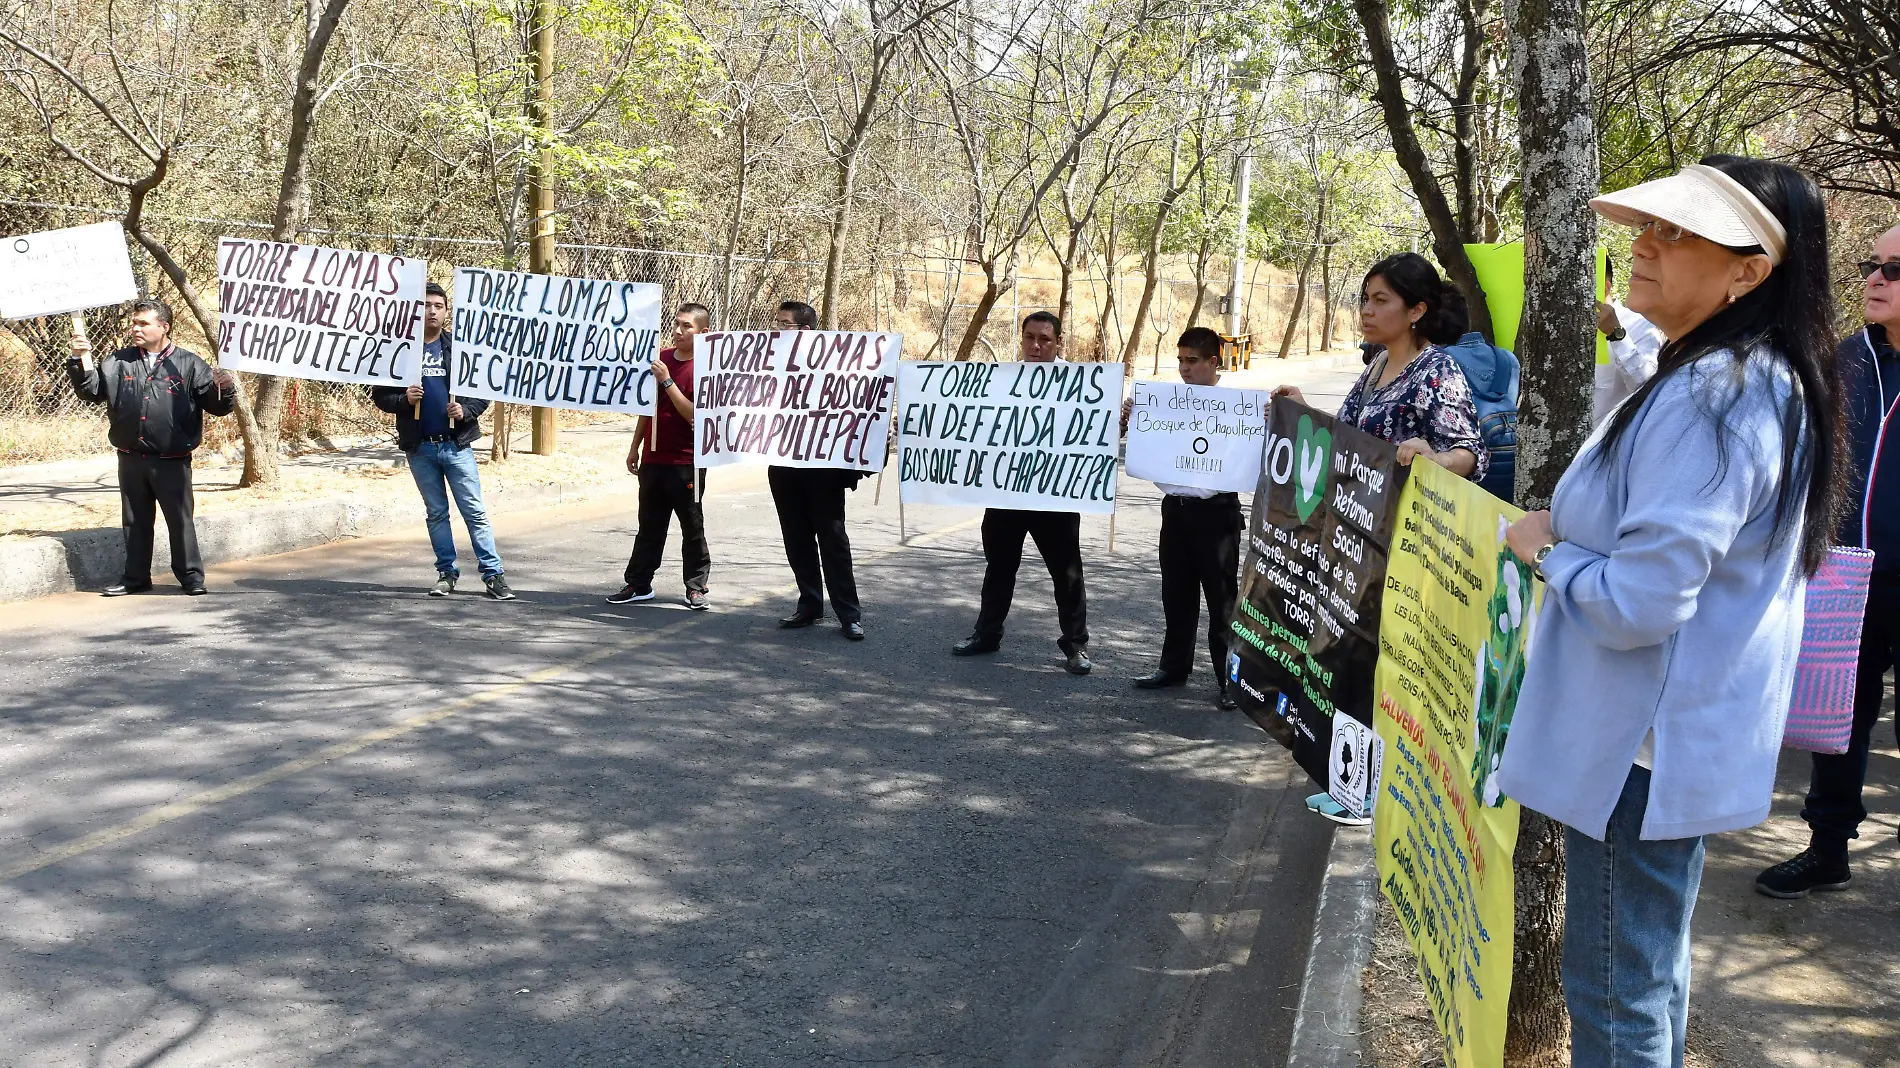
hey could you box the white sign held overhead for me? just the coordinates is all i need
[0,222,140,320]
[897,360,1123,514]
[1123,380,1271,494]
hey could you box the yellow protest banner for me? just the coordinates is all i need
[1372,459,1538,1068]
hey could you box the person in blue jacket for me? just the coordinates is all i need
[1755,222,1900,898]
[1440,330,1519,503]
[1498,157,1846,1068]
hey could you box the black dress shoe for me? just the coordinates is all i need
[952,635,1001,656]
[103,582,153,597]
[842,621,865,641]
[183,583,209,596]
[1133,670,1188,689]
[779,611,822,628]
[1217,688,1239,711]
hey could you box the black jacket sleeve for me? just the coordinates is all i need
[371,385,411,414]
[188,355,237,417]
[455,395,490,422]
[67,357,106,404]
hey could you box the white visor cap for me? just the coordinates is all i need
[1590,163,1787,265]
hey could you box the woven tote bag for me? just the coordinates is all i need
[1783,546,1876,754]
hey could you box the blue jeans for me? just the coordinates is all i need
[1564,765,1706,1068]
[408,440,502,579]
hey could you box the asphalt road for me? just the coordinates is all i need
[0,361,1360,1067]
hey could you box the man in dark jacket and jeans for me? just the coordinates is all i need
[370,282,514,599]
[67,297,235,596]
[1757,224,1900,898]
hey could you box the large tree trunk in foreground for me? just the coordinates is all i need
[1503,0,1599,1060]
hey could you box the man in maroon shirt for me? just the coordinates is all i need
[608,303,712,610]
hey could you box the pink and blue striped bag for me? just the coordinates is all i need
[1783,546,1876,754]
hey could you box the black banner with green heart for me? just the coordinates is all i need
[1226,400,1406,803]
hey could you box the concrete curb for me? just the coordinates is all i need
[1286,825,1377,1067]
[0,475,622,603]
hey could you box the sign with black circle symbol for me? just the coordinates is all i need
[0,221,139,320]
[1122,380,1272,493]
[1328,716,1380,818]
[1192,436,1210,454]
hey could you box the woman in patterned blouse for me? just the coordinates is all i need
[1274,252,1488,483]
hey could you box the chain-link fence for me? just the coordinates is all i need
[0,199,1339,466]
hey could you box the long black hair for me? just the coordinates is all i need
[1363,252,1469,346]
[1594,154,1846,574]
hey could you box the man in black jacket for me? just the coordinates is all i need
[370,282,514,599]
[1756,224,1900,898]
[767,299,866,640]
[68,297,235,596]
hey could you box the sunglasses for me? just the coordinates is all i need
[1858,260,1900,282]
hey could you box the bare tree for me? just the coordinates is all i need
[1350,0,1500,338]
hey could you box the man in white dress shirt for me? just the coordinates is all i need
[1594,259,1667,423]
[1127,326,1243,709]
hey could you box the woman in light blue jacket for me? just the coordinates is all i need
[1497,156,1847,1067]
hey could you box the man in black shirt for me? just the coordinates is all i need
[768,299,866,640]
[67,298,236,596]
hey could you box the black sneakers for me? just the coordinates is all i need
[1755,846,1852,899]
[606,585,655,605]
[102,582,153,597]
[484,575,516,600]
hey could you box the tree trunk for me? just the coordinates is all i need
[242,0,354,488]
[1502,0,1599,1058]
[1508,0,1600,509]
[952,268,1007,362]
[1319,242,1336,351]
[1276,245,1319,360]
[1506,811,1569,1065]
[1352,0,1497,341]
[1118,184,1187,369]
[819,41,893,330]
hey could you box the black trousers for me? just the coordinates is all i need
[624,464,711,594]
[1802,572,1900,846]
[118,453,203,586]
[1157,492,1244,679]
[973,508,1088,653]
[768,466,860,623]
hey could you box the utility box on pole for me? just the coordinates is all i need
[527,0,558,456]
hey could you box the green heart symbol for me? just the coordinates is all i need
[1294,414,1331,523]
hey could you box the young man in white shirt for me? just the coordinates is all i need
[1126,326,1241,710]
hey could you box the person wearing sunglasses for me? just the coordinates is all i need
[1755,225,1900,899]
[1496,157,1847,1068]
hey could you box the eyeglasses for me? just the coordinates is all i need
[1632,219,1690,243]
[1858,260,1900,282]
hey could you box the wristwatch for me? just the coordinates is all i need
[1604,326,1627,342]
[1531,542,1557,578]
[657,377,674,391]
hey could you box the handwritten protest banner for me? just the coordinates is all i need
[896,360,1122,514]
[1124,380,1271,493]
[692,330,898,471]
[1372,460,1534,1068]
[215,238,426,386]
[1227,399,1403,814]
[0,222,139,320]
[449,266,662,413]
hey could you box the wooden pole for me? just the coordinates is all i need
[527,0,558,456]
